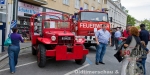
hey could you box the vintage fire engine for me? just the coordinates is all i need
[30,12,89,68]
[71,8,112,48]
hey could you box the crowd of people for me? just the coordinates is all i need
[95,24,150,75]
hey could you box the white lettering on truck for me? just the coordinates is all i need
[80,23,102,28]
[79,23,109,28]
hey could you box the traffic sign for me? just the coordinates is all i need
[0,0,5,5]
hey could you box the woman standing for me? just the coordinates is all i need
[121,26,142,75]
[8,28,24,74]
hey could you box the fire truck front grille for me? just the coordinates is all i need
[58,36,74,44]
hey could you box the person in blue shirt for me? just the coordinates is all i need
[114,27,122,50]
[95,24,111,65]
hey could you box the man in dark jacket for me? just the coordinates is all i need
[139,24,149,46]
[139,24,149,75]
[111,28,116,47]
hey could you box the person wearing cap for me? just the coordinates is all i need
[95,24,111,65]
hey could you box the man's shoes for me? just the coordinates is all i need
[95,62,99,65]
[11,72,15,74]
[99,62,105,64]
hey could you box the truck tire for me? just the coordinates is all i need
[75,55,86,65]
[32,46,37,55]
[37,44,46,68]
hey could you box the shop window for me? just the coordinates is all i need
[17,14,38,41]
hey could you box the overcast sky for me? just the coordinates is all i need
[121,0,150,21]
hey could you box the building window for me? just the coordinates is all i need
[63,0,69,5]
[103,0,107,4]
[98,0,100,3]
[75,0,80,9]
[84,3,88,9]
[91,6,95,11]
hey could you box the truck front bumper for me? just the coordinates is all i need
[45,45,89,60]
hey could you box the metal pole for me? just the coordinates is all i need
[5,0,8,39]
[12,0,18,21]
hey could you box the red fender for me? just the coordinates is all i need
[37,38,52,44]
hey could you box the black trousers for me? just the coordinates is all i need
[111,37,115,46]
[115,37,119,50]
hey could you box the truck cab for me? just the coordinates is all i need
[72,9,112,48]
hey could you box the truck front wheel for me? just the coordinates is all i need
[75,55,86,65]
[37,44,46,68]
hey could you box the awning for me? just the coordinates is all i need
[22,0,48,5]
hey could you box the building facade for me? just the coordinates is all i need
[106,0,128,30]
[43,0,104,14]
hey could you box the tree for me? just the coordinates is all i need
[127,15,136,26]
[136,25,140,29]
[141,19,150,31]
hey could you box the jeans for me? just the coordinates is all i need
[96,43,107,62]
[8,45,20,72]
[138,59,146,75]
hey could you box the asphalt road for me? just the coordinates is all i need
[0,42,150,75]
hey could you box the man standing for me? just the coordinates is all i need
[95,25,111,65]
[139,24,149,46]
[114,27,122,50]
[139,24,149,75]
[111,28,116,47]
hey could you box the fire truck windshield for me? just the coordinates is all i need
[44,21,70,29]
[80,12,108,22]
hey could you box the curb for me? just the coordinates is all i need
[0,46,31,62]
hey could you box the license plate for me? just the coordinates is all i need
[62,36,71,40]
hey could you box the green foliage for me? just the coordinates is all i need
[136,26,140,30]
[127,15,136,26]
[141,19,150,31]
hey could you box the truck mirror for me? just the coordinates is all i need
[109,17,112,22]
[37,15,42,22]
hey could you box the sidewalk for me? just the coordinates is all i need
[0,42,31,61]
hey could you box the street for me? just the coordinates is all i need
[0,42,150,75]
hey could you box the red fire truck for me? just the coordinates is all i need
[71,9,112,48]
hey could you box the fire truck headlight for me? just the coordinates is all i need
[51,36,56,41]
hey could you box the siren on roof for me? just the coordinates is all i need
[80,7,83,10]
